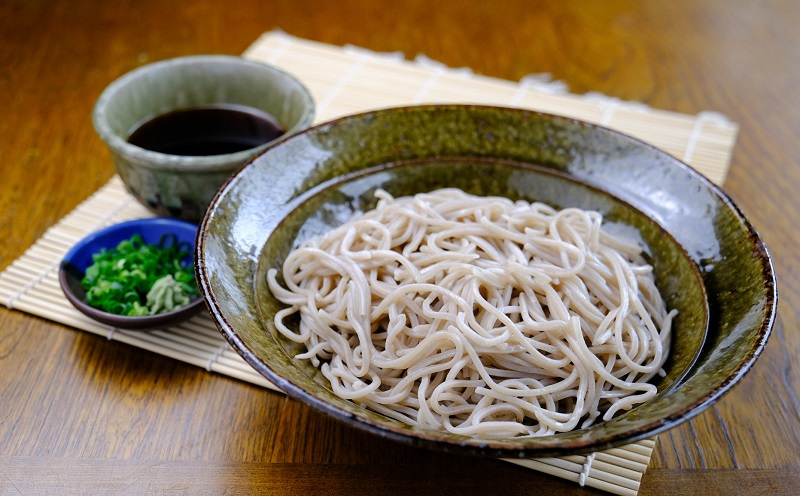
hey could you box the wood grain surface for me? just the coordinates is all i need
[1,0,799,494]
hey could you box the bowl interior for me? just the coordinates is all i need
[197,105,776,457]
[94,55,316,163]
[256,157,708,395]
[60,218,204,330]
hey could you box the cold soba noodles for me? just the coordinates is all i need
[267,188,674,438]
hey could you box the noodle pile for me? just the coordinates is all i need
[267,188,674,438]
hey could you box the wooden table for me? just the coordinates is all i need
[1,1,798,494]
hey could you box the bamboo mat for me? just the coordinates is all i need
[0,30,739,496]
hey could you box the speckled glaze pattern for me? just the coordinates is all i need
[93,55,315,222]
[196,105,777,458]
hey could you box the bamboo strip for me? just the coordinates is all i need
[503,458,582,482]
[593,451,650,472]
[504,457,641,496]
[592,457,639,486]
[616,440,656,457]
[590,459,644,483]
[503,438,656,496]
[0,31,734,495]
[560,451,648,473]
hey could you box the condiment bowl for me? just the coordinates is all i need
[92,55,316,222]
[60,217,205,330]
[196,105,776,457]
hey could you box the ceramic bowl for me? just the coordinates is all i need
[196,105,777,457]
[93,55,316,222]
[60,218,205,330]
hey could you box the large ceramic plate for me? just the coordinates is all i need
[196,105,776,457]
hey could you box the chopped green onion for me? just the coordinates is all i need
[80,233,199,316]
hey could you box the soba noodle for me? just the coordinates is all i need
[267,188,674,438]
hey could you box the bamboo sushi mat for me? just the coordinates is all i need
[0,30,738,496]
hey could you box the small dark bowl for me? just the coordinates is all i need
[59,218,205,330]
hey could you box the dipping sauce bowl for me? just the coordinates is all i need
[92,55,315,222]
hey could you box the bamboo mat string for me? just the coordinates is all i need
[345,43,405,62]
[413,53,475,77]
[682,111,732,164]
[206,343,231,372]
[580,453,597,487]
[5,261,56,309]
[316,50,370,117]
[412,65,447,104]
[261,33,293,65]
[595,98,620,127]
[0,30,740,496]
[583,92,651,128]
[517,73,570,94]
[506,74,565,108]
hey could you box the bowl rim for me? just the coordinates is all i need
[196,104,778,457]
[59,217,205,330]
[91,54,316,172]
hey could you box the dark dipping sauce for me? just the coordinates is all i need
[127,104,286,156]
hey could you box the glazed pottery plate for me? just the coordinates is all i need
[196,105,776,457]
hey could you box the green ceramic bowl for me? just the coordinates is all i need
[196,105,776,457]
[93,55,315,222]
